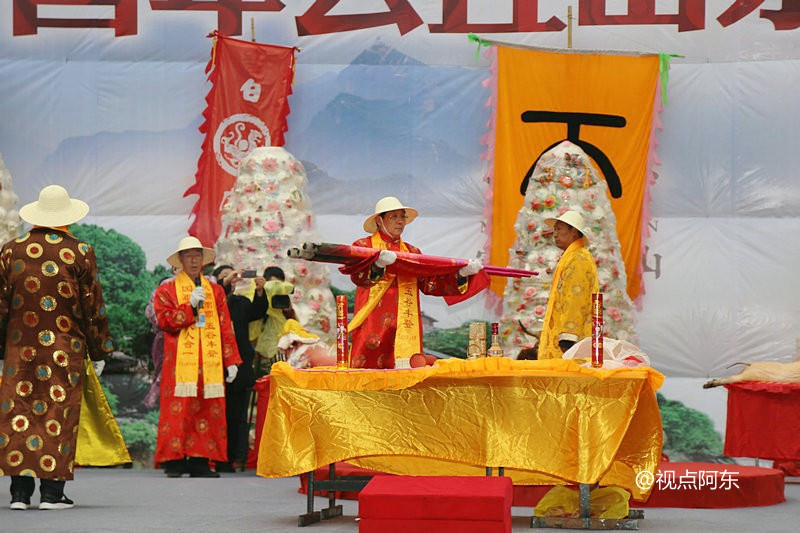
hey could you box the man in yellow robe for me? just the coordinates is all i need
[538,210,599,360]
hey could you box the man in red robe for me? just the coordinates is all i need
[153,237,241,477]
[349,197,481,369]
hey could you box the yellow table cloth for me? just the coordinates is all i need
[257,357,664,500]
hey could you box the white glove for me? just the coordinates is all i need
[458,259,482,277]
[225,364,238,383]
[374,250,397,268]
[92,359,106,377]
[189,286,206,308]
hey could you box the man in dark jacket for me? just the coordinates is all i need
[211,265,268,472]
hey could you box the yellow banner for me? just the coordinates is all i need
[491,47,660,300]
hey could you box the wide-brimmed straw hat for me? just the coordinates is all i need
[167,236,216,268]
[544,210,587,235]
[363,196,418,233]
[19,185,89,227]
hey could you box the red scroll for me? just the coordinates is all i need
[288,242,537,279]
[288,242,537,305]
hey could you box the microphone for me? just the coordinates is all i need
[194,276,204,308]
[194,276,206,327]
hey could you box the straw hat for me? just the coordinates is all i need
[363,196,418,233]
[19,185,89,227]
[167,236,216,268]
[544,210,587,235]
[277,319,319,350]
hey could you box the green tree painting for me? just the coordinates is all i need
[71,224,162,361]
[657,393,731,463]
[424,322,490,359]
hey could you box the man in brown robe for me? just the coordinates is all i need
[0,185,113,510]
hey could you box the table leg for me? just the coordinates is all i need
[320,464,343,520]
[531,484,644,529]
[298,470,321,526]
[579,483,591,525]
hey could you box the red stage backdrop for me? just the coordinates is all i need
[186,32,296,246]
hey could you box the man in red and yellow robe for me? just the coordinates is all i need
[154,237,240,477]
[349,197,480,369]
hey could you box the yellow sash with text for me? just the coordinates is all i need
[174,271,224,398]
[348,233,421,359]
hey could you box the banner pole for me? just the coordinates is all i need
[251,17,256,42]
[567,6,573,49]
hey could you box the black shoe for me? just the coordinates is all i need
[10,492,30,510]
[189,468,220,478]
[164,458,187,478]
[214,462,236,473]
[187,457,220,478]
[39,493,74,510]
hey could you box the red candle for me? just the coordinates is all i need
[336,295,349,369]
[591,293,603,368]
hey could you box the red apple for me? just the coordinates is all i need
[409,353,427,368]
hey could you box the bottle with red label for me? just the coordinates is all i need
[487,322,504,357]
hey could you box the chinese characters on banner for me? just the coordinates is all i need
[490,47,661,302]
[185,33,296,246]
[10,0,800,37]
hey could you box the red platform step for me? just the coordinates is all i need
[358,475,512,533]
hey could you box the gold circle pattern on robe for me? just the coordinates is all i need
[0,228,113,480]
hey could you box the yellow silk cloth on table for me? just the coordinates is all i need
[257,358,664,501]
[491,47,660,301]
[76,359,131,466]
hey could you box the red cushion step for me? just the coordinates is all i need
[359,517,508,533]
[358,475,512,523]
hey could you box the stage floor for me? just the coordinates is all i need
[0,468,797,532]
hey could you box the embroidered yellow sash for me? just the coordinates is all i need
[348,233,421,359]
[174,271,224,398]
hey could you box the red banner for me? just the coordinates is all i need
[186,32,296,246]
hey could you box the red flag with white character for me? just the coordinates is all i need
[186,32,296,246]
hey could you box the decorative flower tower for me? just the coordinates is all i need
[215,146,335,341]
[0,152,21,242]
[499,140,638,356]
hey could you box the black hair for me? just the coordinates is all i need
[211,264,234,280]
[263,266,286,281]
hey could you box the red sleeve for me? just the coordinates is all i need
[153,282,196,334]
[349,237,380,288]
[405,243,464,297]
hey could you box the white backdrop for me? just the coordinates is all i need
[2,1,799,407]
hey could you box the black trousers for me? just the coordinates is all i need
[225,387,250,464]
[10,476,66,498]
